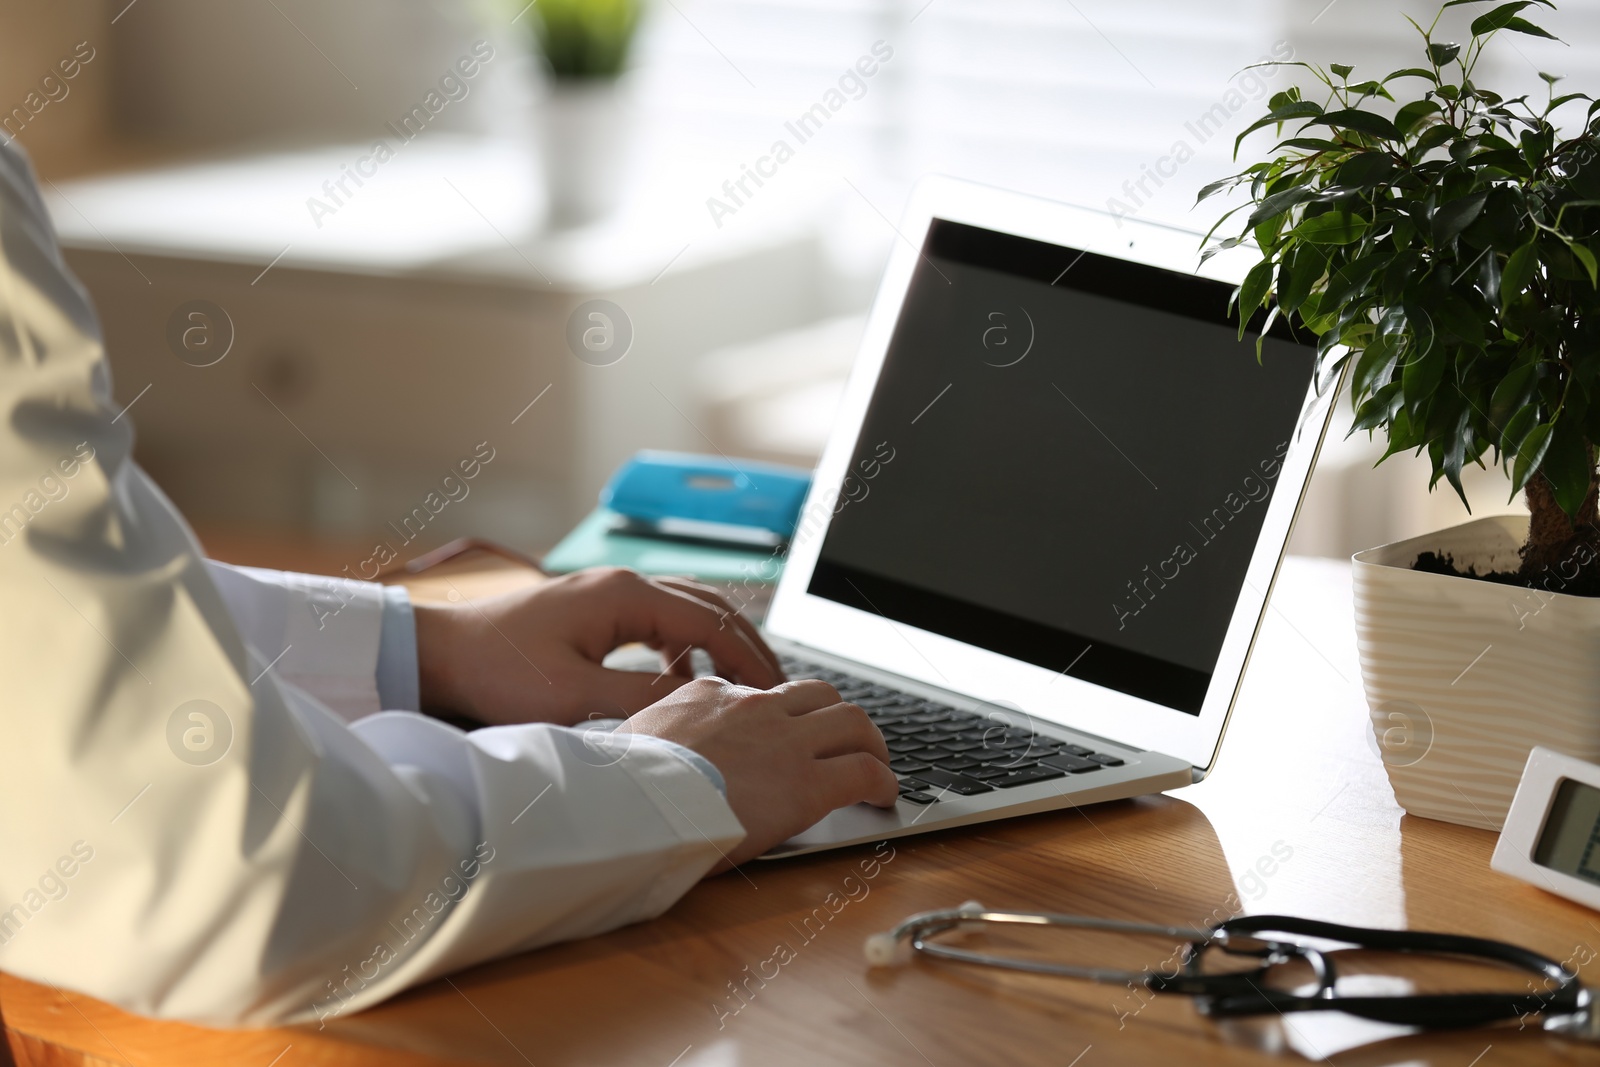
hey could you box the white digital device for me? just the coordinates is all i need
[1492,746,1600,912]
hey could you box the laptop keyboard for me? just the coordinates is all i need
[779,655,1124,806]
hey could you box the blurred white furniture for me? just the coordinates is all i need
[697,314,865,468]
[49,137,836,553]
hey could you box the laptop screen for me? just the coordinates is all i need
[807,219,1315,715]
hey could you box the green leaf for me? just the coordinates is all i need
[1401,340,1445,408]
[1395,99,1442,134]
[1293,211,1369,244]
[1338,318,1377,350]
[1300,292,1338,334]
[1489,362,1537,429]
[1428,42,1462,66]
[1274,137,1344,152]
[1352,334,1401,396]
[1384,67,1439,84]
[1312,108,1403,142]
[1255,214,1286,251]
[1195,176,1237,203]
[1435,293,1487,348]
[1383,250,1421,303]
[1413,124,1458,154]
[1331,62,1354,79]
[1353,381,1404,431]
[1502,403,1539,454]
[1511,421,1555,494]
[1478,241,1504,304]
[1253,304,1281,360]
[1547,242,1591,283]
[1336,152,1397,186]
[1278,244,1321,314]
[1315,351,1352,398]
[1322,250,1390,310]
[1433,190,1488,246]
[1569,241,1599,287]
[1235,260,1274,336]
[1398,297,1438,352]
[1245,184,1318,229]
[1583,397,1600,449]
[1441,0,1553,11]
[1440,404,1472,508]
[1470,2,1540,36]
[1344,80,1392,100]
[1472,148,1533,178]
[1499,16,1558,40]
[1380,405,1420,459]
[1520,126,1552,166]
[1543,419,1593,516]
[1481,186,1525,247]
[1234,101,1325,156]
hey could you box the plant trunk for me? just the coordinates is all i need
[1522,457,1600,584]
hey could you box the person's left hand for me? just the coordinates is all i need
[411,566,784,727]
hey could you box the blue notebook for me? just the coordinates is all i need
[542,507,786,584]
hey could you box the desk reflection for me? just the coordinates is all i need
[318,796,1240,1066]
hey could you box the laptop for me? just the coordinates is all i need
[758,175,1335,857]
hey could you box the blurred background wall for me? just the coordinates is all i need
[3,0,1597,571]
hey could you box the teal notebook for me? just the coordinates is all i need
[542,507,785,583]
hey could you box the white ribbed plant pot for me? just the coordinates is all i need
[1353,515,1600,830]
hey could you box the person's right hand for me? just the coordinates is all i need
[620,677,899,869]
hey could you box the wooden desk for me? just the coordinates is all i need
[5,557,1597,1066]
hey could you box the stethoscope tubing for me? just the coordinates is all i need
[889,904,1212,986]
[872,905,1587,1029]
[1196,914,1584,1025]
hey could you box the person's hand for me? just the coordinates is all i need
[413,567,784,727]
[620,677,899,868]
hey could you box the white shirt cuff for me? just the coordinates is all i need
[375,585,420,712]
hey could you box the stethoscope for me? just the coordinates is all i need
[866,902,1598,1038]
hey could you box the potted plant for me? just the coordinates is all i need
[1202,0,1600,830]
[517,0,643,225]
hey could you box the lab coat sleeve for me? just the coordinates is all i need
[202,560,389,722]
[0,140,747,1027]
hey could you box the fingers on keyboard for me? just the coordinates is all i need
[782,656,1125,804]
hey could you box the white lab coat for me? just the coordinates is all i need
[0,140,745,1027]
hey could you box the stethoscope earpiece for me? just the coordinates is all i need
[862,932,901,967]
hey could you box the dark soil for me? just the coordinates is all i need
[1413,550,1600,598]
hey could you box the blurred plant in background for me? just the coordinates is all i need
[518,0,642,80]
[502,0,647,224]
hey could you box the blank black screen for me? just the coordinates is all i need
[808,220,1315,714]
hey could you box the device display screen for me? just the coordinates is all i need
[808,219,1315,714]
[1534,777,1600,884]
